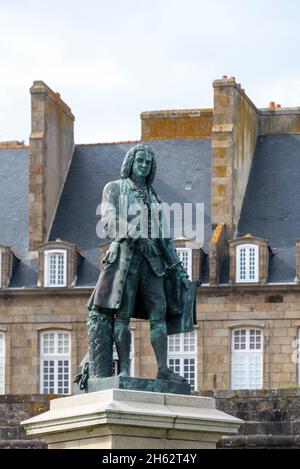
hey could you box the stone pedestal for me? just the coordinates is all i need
[22,389,242,449]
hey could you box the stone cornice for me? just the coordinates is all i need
[1,283,300,298]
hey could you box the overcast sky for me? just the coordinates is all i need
[1,0,300,144]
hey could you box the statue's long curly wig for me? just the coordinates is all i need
[120,143,156,186]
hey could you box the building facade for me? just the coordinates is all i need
[1,77,300,395]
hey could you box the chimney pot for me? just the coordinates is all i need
[268,101,276,109]
[222,75,228,79]
[276,104,282,109]
[230,76,235,80]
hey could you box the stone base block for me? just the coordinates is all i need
[22,389,242,449]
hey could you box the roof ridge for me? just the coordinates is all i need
[76,140,141,147]
[0,145,29,149]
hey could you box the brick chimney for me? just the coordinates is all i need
[211,76,259,240]
[141,109,213,140]
[29,81,75,254]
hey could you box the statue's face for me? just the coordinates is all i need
[131,150,152,178]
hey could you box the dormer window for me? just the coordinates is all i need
[176,248,192,279]
[236,244,259,283]
[229,235,269,285]
[38,240,84,288]
[44,249,67,287]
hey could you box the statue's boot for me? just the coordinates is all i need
[151,320,187,383]
[114,318,131,377]
[88,307,114,377]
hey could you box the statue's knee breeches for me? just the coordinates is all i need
[87,307,114,378]
[148,298,167,324]
[149,319,167,334]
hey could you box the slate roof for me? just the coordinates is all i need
[0,148,39,287]
[49,138,212,286]
[237,134,300,283]
[0,148,29,257]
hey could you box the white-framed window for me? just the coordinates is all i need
[0,332,5,394]
[112,331,134,376]
[40,331,71,394]
[176,248,192,279]
[44,250,67,287]
[231,328,263,390]
[168,331,197,390]
[236,244,259,283]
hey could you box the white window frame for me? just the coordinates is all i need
[231,328,263,390]
[40,331,71,395]
[176,248,192,279]
[168,330,197,390]
[44,249,67,287]
[113,330,134,376]
[0,332,5,395]
[236,244,259,283]
[298,329,300,387]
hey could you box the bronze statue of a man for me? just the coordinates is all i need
[86,143,196,383]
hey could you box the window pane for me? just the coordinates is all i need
[176,249,191,278]
[112,360,120,376]
[232,355,248,389]
[249,248,256,280]
[42,360,55,394]
[57,360,70,394]
[234,329,247,350]
[43,332,55,354]
[168,334,181,353]
[183,358,196,390]
[168,358,196,391]
[250,329,262,350]
[239,248,246,280]
[41,331,71,394]
[232,329,263,390]
[58,333,70,354]
[168,358,181,375]
[47,252,66,286]
[237,245,258,282]
[177,250,188,271]
[248,355,263,389]
[183,332,195,352]
[169,331,195,354]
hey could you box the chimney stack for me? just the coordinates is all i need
[29,81,75,254]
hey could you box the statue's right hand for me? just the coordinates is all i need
[103,241,119,264]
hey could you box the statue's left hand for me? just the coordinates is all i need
[180,277,190,288]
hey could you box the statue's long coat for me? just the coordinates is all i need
[87,178,196,335]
